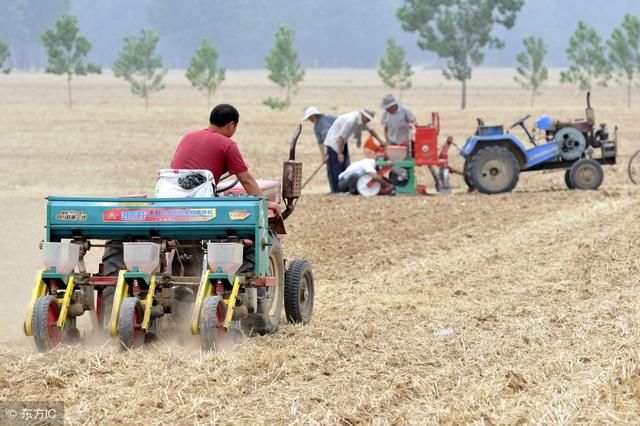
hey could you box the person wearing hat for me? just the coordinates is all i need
[322,108,385,193]
[302,106,337,163]
[380,94,416,146]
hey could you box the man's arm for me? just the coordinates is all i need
[237,170,262,196]
[366,126,385,146]
[337,136,347,163]
[318,144,327,162]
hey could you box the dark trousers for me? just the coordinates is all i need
[327,144,350,193]
[338,174,360,194]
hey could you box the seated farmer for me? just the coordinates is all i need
[171,103,262,196]
[380,94,416,146]
[337,158,395,195]
[323,108,385,193]
[302,106,336,163]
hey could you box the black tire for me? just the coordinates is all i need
[243,234,284,335]
[284,259,314,324]
[118,297,145,349]
[467,146,520,194]
[569,159,604,190]
[32,295,62,353]
[199,295,226,351]
[564,169,575,190]
[102,241,126,276]
[463,162,475,192]
[101,241,123,330]
[628,149,640,184]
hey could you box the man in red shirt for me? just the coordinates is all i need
[171,104,262,196]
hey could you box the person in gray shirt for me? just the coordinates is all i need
[303,106,337,163]
[380,94,416,146]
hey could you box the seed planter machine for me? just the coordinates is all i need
[24,126,314,352]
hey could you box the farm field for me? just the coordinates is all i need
[1,69,640,424]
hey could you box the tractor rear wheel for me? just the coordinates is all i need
[199,295,226,351]
[284,259,314,324]
[569,159,603,190]
[101,241,124,330]
[564,169,575,189]
[468,146,520,194]
[32,295,62,353]
[628,149,640,184]
[463,163,475,192]
[243,234,284,335]
[118,297,144,350]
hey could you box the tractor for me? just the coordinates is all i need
[24,125,314,352]
[461,93,617,194]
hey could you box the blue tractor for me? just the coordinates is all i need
[461,94,617,194]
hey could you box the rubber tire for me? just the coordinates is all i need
[628,149,640,184]
[569,159,604,190]
[101,241,124,329]
[199,295,226,352]
[467,146,520,194]
[243,234,284,335]
[463,162,475,192]
[118,297,145,350]
[32,295,61,353]
[563,169,575,190]
[284,259,315,324]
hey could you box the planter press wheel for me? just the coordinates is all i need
[199,295,226,351]
[32,295,62,353]
[118,297,145,349]
[628,149,640,184]
[284,259,314,324]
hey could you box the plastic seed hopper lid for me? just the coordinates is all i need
[356,174,381,197]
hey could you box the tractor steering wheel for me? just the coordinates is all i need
[510,114,531,130]
[215,172,239,194]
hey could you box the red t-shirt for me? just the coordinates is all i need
[170,128,248,183]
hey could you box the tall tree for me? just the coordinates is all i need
[514,36,548,106]
[41,14,101,108]
[0,41,10,74]
[113,29,167,108]
[397,0,524,109]
[263,25,304,110]
[378,37,413,100]
[186,39,226,106]
[560,21,609,91]
[607,14,640,108]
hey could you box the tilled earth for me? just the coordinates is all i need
[1,71,639,424]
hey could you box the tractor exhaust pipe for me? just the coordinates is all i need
[282,124,303,220]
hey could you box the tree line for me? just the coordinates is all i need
[0,2,638,109]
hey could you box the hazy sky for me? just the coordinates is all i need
[2,0,639,69]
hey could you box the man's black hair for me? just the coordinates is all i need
[210,104,240,127]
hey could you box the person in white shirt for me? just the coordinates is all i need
[323,108,384,192]
[337,158,394,195]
